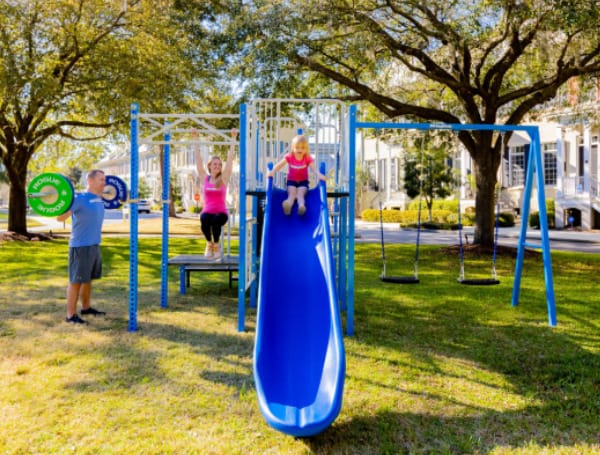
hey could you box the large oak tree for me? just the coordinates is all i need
[236,0,600,246]
[0,0,224,235]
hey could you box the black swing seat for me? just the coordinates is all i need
[458,278,500,286]
[380,275,420,284]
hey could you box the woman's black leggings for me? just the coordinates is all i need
[200,212,228,243]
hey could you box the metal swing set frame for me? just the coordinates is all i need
[349,106,557,327]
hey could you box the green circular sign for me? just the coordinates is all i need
[27,173,74,216]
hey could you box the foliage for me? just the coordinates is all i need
[402,156,420,199]
[0,0,233,234]
[138,177,152,200]
[498,212,516,228]
[407,199,459,212]
[169,174,183,207]
[232,0,600,246]
[529,199,556,229]
[361,208,458,225]
[28,137,106,182]
[402,131,457,219]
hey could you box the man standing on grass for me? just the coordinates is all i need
[57,169,107,324]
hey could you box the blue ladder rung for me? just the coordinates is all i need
[523,241,542,249]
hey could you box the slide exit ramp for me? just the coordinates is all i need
[253,173,346,437]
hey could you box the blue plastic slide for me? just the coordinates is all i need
[253,177,346,437]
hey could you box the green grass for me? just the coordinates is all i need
[0,212,44,228]
[1,237,599,454]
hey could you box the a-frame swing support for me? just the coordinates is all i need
[349,105,557,327]
[512,125,557,326]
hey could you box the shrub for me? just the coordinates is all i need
[361,208,458,226]
[529,199,555,229]
[406,199,459,212]
[498,211,515,227]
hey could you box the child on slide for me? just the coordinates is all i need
[268,135,326,215]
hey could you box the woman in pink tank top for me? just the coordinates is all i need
[193,128,237,259]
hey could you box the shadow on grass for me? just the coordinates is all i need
[296,315,600,453]
[306,400,599,454]
[293,244,600,453]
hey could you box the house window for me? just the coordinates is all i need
[509,146,526,186]
[542,142,557,185]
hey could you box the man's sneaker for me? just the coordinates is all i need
[298,205,306,216]
[282,200,292,215]
[81,307,106,316]
[66,314,87,324]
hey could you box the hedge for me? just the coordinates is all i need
[361,208,515,228]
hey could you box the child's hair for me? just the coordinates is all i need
[207,156,223,188]
[290,135,309,156]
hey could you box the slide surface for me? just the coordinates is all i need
[253,181,345,437]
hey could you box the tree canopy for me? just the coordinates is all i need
[234,0,600,245]
[0,0,231,234]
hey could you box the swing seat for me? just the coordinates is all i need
[380,275,420,284]
[458,278,500,286]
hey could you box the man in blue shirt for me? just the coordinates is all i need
[57,170,106,324]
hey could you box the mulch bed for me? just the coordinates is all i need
[0,231,56,242]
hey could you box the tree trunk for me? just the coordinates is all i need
[169,184,177,218]
[159,145,177,218]
[473,161,497,247]
[8,181,28,235]
[6,144,32,235]
[469,135,500,248]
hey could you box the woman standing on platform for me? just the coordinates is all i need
[193,128,237,260]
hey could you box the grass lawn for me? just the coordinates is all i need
[0,212,44,229]
[1,234,599,454]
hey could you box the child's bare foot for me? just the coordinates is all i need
[282,200,292,215]
[298,205,306,215]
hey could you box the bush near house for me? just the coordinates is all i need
[529,199,555,229]
[361,208,463,227]
[498,212,516,227]
[406,199,459,212]
[361,206,515,229]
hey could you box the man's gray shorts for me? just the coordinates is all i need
[69,245,102,283]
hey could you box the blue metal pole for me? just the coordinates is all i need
[346,105,357,336]
[338,192,348,313]
[238,104,247,332]
[128,103,140,332]
[160,123,171,308]
[530,128,557,326]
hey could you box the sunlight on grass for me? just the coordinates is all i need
[1,239,600,453]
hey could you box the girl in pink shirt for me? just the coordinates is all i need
[194,128,237,259]
[268,135,326,215]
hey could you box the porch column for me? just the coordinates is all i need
[556,126,564,199]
